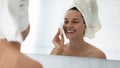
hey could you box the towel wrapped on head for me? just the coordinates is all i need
[0,0,29,43]
[68,0,101,39]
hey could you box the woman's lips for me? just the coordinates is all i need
[66,30,75,34]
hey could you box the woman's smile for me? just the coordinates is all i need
[64,29,77,38]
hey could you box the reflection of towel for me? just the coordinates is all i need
[69,0,101,39]
[0,0,29,43]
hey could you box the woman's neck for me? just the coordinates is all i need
[0,41,21,52]
[10,42,21,50]
[68,38,87,51]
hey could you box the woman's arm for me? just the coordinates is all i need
[50,47,64,55]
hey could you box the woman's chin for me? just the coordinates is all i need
[66,36,74,39]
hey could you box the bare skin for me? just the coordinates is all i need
[51,10,106,59]
[0,26,43,68]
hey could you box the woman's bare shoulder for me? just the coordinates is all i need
[16,53,43,68]
[87,43,106,59]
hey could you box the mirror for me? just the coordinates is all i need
[21,0,120,60]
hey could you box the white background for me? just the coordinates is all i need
[21,0,120,60]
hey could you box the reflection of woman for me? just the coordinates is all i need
[51,0,106,59]
[0,0,42,68]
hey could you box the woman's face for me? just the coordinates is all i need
[63,10,86,39]
[22,25,30,40]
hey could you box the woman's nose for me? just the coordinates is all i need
[66,23,73,28]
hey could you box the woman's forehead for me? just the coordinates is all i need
[64,10,83,20]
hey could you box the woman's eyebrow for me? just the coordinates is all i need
[64,18,82,21]
[73,18,81,20]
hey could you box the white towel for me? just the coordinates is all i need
[0,0,29,43]
[69,0,101,39]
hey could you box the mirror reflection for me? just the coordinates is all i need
[21,0,120,60]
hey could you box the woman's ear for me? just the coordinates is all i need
[22,24,30,40]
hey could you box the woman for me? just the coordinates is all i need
[51,0,106,59]
[0,26,42,68]
[0,0,42,68]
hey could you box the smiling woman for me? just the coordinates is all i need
[22,0,120,60]
[50,0,106,59]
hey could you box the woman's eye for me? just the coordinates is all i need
[64,21,68,24]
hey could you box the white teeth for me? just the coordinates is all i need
[67,31,74,33]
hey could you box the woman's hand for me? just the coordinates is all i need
[51,28,64,55]
[52,28,64,48]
